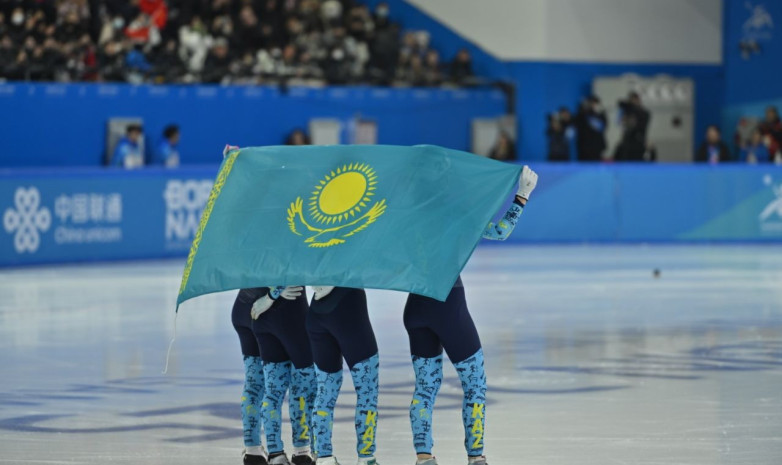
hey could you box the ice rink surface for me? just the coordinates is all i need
[1,244,781,465]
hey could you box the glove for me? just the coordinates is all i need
[312,286,335,301]
[269,286,304,301]
[223,144,239,158]
[251,295,273,319]
[516,165,538,200]
[251,286,303,319]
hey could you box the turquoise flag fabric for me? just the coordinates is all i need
[177,145,521,305]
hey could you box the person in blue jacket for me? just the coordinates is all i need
[741,128,771,164]
[157,124,181,167]
[112,124,144,169]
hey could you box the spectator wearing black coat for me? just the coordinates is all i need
[759,106,782,156]
[0,35,16,73]
[614,91,651,161]
[235,5,265,54]
[202,37,231,83]
[575,96,607,162]
[151,39,185,82]
[450,48,473,85]
[695,125,732,164]
[547,114,569,162]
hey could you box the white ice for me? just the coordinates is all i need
[1,244,781,464]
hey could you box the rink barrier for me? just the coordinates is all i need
[1,163,781,266]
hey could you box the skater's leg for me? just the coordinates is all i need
[403,296,445,460]
[326,289,380,459]
[407,333,443,456]
[433,285,486,459]
[233,293,266,458]
[348,353,379,458]
[275,300,317,454]
[242,355,266,452]
[306,313,344,460]
[452,350,486,459]
[290,365,316,449]
[258,332,293,455]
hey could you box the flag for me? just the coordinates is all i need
[177,145,521,306]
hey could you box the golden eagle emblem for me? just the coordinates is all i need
[287,163,387,247]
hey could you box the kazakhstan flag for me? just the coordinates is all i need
[177,145,521,306]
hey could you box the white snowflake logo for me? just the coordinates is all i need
[759,177,782,222]
[3,187,51,253]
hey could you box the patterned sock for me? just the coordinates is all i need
[290,364,316,448]
[454,349,487,457]
[262,360,293,454]
[410,353,443,455]
[242,355,265,448]
[350,353,379,458]
[312,366,343,458]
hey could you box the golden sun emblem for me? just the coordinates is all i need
[287,163,387,248]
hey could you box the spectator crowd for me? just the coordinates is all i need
[0,0,478,87]
[730,106,782,164]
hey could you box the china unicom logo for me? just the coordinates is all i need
[3,187,51,253]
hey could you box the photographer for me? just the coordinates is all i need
[575,96,607,162]
[614,91,651,162]
[546,113,569,162]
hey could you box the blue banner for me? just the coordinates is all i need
[1,167,217,266]
[2,163,782,268]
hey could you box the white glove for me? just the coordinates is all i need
[270,285,304,301]
[250,286,303,319]
[251,295,274,319]
[312,286,335,301]
[223,144,239,158]
[516,165,538,200]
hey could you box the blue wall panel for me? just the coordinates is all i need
[0,84,505,168]
[3,163,781,267]
[721,0,782,135]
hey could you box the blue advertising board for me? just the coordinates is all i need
[2,163,782,267]
[1,167,217,266]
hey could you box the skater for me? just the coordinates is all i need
[231,288,269,465]
[404,166,538,465]
[305,286,380,465]
[250,285,318,465]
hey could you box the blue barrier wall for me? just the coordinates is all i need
[3,163,781,266]
[0,84,505,168]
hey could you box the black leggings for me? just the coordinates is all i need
[403,277,482,363]
[253,293,313,368]
[232,289,262,357]
[306,288,378,372]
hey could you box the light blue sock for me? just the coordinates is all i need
[241,355,265,448]
[289,365,316,448]
[350,353,379,458]
[312,366,343,457]
[262,360,292,454]
[410,353,443,455]
[454,349,487,457]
